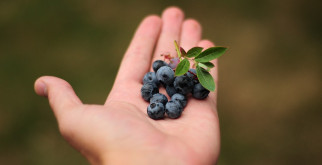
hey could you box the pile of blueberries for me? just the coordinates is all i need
[141,60,210,120]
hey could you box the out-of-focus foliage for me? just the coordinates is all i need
[0,0,321,164]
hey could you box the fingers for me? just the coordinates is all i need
[197,40,219,101]
[180,19,202,51]
[115,15,162,83]
[34,76,82,119]
[197,40,217,78]
[152,7,184,62]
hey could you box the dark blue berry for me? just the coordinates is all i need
[147,102,165,120]
[192,83,210,100]
[186,69,196,79]
[156,66,175,86]
[186,69,199,84]
[141,83,159,101]
[165,101,183,119]
[143,72,159,86]
[152,60,168,72]
[150,93,168,106]
[173,75,194,95]
[171,93,187,108]
[166,84,176,97]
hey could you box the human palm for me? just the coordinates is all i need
[35,7,220,165]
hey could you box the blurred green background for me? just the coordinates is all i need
[1,0,321,164]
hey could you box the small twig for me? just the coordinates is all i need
[188,70,197,76]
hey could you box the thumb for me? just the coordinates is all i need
[34,76,82,118]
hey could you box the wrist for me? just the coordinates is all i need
[94,146,197,165]
[99,151,185,165]
[82,137,203,165]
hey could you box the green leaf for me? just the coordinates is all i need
[195,47,227,62]
[186,47,203,58]
[198,63,211,71]
[174,40,181,58]
[196,65,215,91]
[175,59,190,76]
[200,62,214,68]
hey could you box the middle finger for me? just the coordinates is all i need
[152,7,184,63]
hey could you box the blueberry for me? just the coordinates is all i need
[166,84,176,97]
[165,101,183,119]
[186,69,198,84]
[152,60,168,72]
[168,57,180,69]
[143,72,159,86]
[141,83,159,101]
[156,66,175,86]
[150,93,168,106]
[173,75,194,95]
[147,102,165,120]
[192,83,210,100]
[171,93,187,108]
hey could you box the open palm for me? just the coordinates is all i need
[35,7,220,165]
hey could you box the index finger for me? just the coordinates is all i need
[114,15,162,84]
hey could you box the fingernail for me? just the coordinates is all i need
[38,81,48,97]
[43,84,48,96]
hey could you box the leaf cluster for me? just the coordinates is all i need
[174,41,227,91]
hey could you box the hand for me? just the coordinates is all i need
[34,7,220,165]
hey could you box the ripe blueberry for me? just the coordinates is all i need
[186,69,196,79]
[166,84,176,97]
[141,83,159,101]
[192,83,210,100]
[147,102,165,120]
[171,93,187,108]
[152,60,168,72]
[186,69,198,84]
[156,66,175,86]
[150,93,168,106]
[165,101,183,119]
[173,75,194,95]
[143,72,159,86]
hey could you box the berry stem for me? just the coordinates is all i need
[188,70,198,80]
[174,40,181,59]
[188,70,197,76]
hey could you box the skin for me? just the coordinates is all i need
[34,7,220,165]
